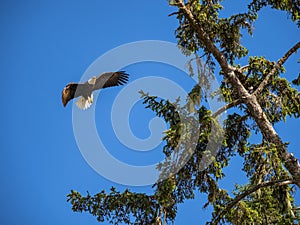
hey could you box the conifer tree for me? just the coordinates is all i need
[68,1,300,224]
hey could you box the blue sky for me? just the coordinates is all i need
[1,0,299,225]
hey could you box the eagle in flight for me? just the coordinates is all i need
[62,71,129,110]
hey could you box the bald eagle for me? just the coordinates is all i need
[62,71,129,110]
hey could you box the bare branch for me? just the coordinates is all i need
[235,64,249,74]
[212,99,243,118]
[253,41,300,96]
[168,12,179,17]
[210,178,297,225]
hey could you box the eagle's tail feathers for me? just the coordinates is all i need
[75,94,93,110]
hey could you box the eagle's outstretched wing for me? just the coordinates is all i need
[62,71,129,110]
[93,71,129,90]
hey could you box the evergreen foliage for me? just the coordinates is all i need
[68,1,300,224]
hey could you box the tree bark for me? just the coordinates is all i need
[210,179,296,225]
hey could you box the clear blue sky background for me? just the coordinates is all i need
[1,0,299,225]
